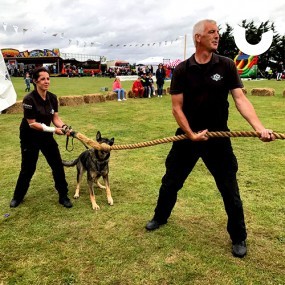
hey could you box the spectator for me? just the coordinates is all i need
[132,77,144,98]
[148,74,156,96]
[267,68,273,80]
[156,63,166,97]
[141,73,151,98]
[276,61,283,80]
[112,77,126,101]
[24,72,31,92]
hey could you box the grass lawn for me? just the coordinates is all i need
[0,77,284,285]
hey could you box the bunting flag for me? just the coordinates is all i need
[0,22,183,49]
[0,51,17,112]
[12,25,18,33]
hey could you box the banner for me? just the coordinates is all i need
[0,51,17,112]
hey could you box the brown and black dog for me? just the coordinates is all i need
[62,131,114,210]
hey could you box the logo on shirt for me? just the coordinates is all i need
[50,109,55,115]
[211,73,223,81]
[23,103,32,109]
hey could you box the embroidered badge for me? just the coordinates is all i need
[211,73,223,81]
[23,103,32,109]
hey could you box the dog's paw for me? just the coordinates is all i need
[108,197,114,206]
[73,194,80,199]
[92,203,100,210]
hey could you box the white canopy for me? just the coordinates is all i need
[136,56,164,66]
[0,52,17,112]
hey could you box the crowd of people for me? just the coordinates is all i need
[264,61,284,80]
[131,64,166,98]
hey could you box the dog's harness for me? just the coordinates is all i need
[94,151,110,172]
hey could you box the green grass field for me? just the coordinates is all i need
[0,77,284,285]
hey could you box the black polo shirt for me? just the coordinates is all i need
[170,53,243,132]
[20,90,58,141]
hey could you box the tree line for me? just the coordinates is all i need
[218,20,285,72]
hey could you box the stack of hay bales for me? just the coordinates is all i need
[251,88,275,96]
[2,101,23,114]
[105,91,119,101]
[83,94,105,103]
[1,88,157,114]
[127,90,135,98]
[58,95,85,106]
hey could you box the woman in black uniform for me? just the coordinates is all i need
[10,67,73,208]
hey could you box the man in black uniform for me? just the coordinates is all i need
[10,67,73,208]
[145,19,275,258]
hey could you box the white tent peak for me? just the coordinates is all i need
[136,56,164,66]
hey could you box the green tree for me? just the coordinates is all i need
[218,20,284,75]
[218,24,238,59]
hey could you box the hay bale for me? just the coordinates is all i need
[3,101,23,114]
[251,88,275,96]
[83,94,105,103]
[105,91,118,101]
[127,90,135,98]
[59,96,85,106]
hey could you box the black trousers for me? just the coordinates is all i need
[157,83,164,95]
[153,133,247,243]
[13,136,69,201]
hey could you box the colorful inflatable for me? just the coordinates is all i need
[234,51,258,78]
[1,48,60,58]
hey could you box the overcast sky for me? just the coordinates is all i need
[1,0,285,63]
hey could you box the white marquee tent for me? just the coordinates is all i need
[136,56,164,72]
[136,56,164,66]
[0,52,17,113]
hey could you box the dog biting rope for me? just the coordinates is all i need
[70,131,285,152]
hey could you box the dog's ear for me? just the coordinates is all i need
[109,138,115,146]
[96,131,101,142]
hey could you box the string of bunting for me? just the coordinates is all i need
[1,22,183,49]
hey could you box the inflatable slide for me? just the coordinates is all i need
[234,51,258,78]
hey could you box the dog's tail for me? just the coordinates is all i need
[62,158,79,167]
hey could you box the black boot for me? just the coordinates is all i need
[59,196,73,208]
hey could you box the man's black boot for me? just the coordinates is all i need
[232,241,247,258]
